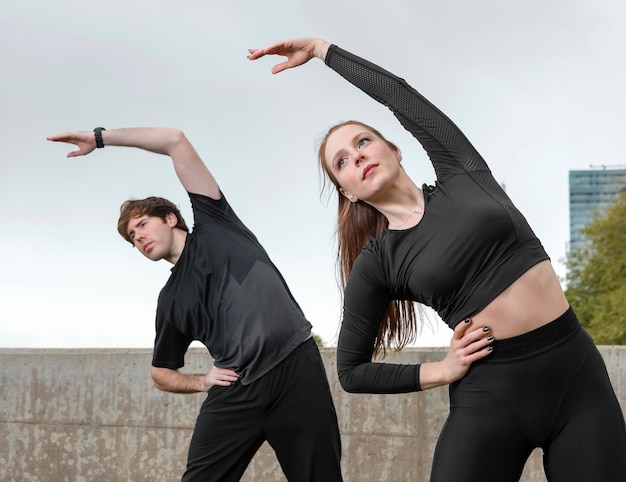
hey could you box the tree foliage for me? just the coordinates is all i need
[312,333,325,347]
[565,188,626,344]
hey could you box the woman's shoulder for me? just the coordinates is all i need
[356,234,392,275]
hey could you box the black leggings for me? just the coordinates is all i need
[183,338,343,482]
[430,307,626,482]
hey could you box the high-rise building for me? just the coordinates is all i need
[569,167,626,254]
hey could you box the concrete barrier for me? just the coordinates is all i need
[1,347,624,481]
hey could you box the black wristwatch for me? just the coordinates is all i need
[94,127,106,148]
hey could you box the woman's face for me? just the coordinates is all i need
[323,124,401,203]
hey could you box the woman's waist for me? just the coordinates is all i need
[470,260,570,340]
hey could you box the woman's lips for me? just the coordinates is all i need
[362,164,377,179]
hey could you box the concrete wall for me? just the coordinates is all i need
[1,347,625,482]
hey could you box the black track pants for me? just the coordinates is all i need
[183,338,343,482]
[430,307,626,482]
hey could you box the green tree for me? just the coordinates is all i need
[312,333,325,347]
[565,188,626,344]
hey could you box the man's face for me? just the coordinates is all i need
[126,213,177,261]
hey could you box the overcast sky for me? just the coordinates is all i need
[2,0,625,349]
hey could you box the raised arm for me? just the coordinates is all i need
[251,38,489,180]
[47,127,220,199]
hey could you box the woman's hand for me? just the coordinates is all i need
[247,37,331,74]
[201,366,240,391]
[442,319,494,383]
[47,131,96,157]
[419,319,494,390]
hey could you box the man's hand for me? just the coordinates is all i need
[47,131,97,157]
[201,366,240,391]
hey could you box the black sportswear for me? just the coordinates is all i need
[327,44,626,482]
[152,191,312,385]
[326,45,549,393]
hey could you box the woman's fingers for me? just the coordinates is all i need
[247,38,320,74]
[452,319,494,357]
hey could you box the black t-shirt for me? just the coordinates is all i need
[152,191,312,385]
[328,45,549,393]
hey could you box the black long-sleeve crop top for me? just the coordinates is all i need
[328,45,549,393]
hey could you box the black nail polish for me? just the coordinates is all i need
[487,335,494,341]
[483,326,490,332]
[464,318,471,323]
[487,346,494,351]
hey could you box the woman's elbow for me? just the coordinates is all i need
[338,368,362,393]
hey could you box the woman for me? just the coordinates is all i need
[249,38,626,481]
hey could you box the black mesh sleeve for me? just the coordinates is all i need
[325,45,490,180]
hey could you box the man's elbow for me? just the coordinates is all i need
[152,379,167,392]
[151,366,172,392]
[169,129,187,147]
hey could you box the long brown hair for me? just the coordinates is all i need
[318,121,419,357]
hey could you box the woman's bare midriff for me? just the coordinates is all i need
[470,260,570,340]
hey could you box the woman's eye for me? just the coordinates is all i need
[357,137,369,148]
[337,157,347,168]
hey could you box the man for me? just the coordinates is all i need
[48,127,343,482]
